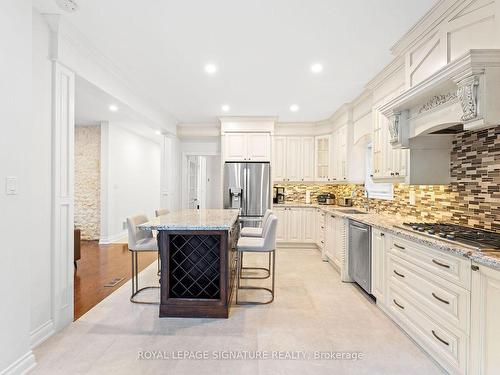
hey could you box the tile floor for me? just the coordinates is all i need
[32,249,444,374]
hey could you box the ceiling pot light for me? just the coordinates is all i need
[204,63,217,74]
[221,104,230,112]
[55,0,78,12]
[109,105,118,112]
[289,104,299,112]
[155,130,162,135]
[310,63,323,73]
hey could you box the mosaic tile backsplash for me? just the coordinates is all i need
[275,125,500,232]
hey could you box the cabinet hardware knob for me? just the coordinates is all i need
[471,265,479,271]
[370,174,374,178]
[393,299,405,310]
[432,292,450,305]
[394,244,405,250]
[395,172,399,176]
[432,259,450,269]
[432,330,449,346]
[390,172,394,176]
[380,233,385,237]
[393,270,405,278]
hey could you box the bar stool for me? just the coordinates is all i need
[240,209,272,238]
[236,215,277,305]
[153,208,169,274]
[239,209,273,279]
[127,215,160,304]
[155,208,169,217]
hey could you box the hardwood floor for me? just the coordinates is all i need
[74,240,158,320]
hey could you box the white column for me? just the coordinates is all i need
[51,61,75,331]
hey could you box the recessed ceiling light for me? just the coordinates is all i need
[289,104,299,112]
[221,104,230,112]
[155,130,162,135]
[310,63,323,73]
[204,63,217,74]
[109,104,118,112]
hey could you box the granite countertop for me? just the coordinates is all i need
[138,209,239,231]
[273,202,500,270]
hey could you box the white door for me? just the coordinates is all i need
[371,228,387,304]
[286,137,302,181]
[247,133,270,161]
[301,137,315,182]
[302,208,316,243]
[273,136,287,182]
[470,263,500,375]
[187,156,200,209]
[287,208,303,242]
[225,133,247,161]
[274,207,287,242]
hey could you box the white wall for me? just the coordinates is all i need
[29,8,55,351]
[100,123,162,243]
[205,156,222,208]
[0,1,37,373]
[180,137,220,154]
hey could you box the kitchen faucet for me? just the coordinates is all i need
[351,186,370,212]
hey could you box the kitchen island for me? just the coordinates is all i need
[139,209,240,318]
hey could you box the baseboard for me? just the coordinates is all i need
[0,351,36,375]
[99,231,127,245]
[30,320,54,349]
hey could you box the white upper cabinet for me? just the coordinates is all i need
[314,135,331,181]
[301,137,315,181]
[224,132,270,162]
[273,136,315,182]
[285,137,302,181]
[331,126,347,182]
[247,133,271,161]
[273,136,287,181]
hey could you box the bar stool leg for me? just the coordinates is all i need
[241,251,272,280]
[130,250,161,305]
[236,250,275,305]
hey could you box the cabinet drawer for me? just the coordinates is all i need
[388,285,468,375]
[390,236,471,290]
[389,254,470,333]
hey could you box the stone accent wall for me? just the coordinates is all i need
[275,125,500,232]
[75,125,101,240]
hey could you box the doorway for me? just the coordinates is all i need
[182,154,221,209]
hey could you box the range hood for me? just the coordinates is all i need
[379,50,500,149]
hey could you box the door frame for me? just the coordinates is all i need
[181,152,220,209]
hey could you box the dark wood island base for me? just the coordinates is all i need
[158,223,239,318]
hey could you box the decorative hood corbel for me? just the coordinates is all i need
[379,50,500,145]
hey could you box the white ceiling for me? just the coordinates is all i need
[39,0,437,124]
[75,76,164,142]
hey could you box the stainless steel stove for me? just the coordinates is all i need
[399,222,500,252]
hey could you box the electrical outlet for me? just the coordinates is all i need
[409,190,416,205]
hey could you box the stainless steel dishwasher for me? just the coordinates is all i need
[348,220,372,294]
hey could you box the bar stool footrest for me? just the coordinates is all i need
[130,286,160,305]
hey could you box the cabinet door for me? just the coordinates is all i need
[301,137,315,182]
[225,133,247,161]
[274,207,287,242]
[338,126,347,181]
[372,110,383,178]
[324,214,335,260]
[315,135,331,181]
[286,137,302,182]
[287,208,303,242]
[371,228,387,305]
[470,263,500,375]
[302,208,316,243]
[273,137,287,182]
[247,133,270,161]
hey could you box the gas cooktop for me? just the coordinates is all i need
[399,222,500,252]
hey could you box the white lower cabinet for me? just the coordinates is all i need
[469,262,500,375]
[274,207,315,244]
[371,228,387,305]
[382,233,471,375]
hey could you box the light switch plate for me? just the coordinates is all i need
[5,176,18,195]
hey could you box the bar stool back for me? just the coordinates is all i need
[236,215,278,305]
[155,208,169,217]
[240,209,272,238]
[127,215,160,304]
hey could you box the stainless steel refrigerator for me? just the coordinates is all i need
[223,162,271,221]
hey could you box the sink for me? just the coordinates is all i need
[333,209,368,214]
